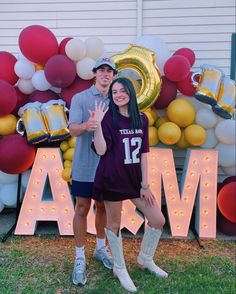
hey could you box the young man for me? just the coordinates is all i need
[69,57,117,286]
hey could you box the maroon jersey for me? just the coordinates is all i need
[93,110,149,201]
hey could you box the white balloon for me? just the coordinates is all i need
[32,70,51,91]
[196,108,217,129]
[14,59,35,79]
[133,35,171,74]
[76,57,96,80]
[215,119,236,145]
[21,169,31,189]
[85,37,104,60]
[215,143,236,167]
[0,171,18,184]
[0,183,18,207]
[222,165,236,176]
[17,79,35,94]
[200,128,218,149]
[65,38,86,61]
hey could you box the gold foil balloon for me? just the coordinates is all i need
[192,64,235,119]
[111,44,162,111]
[17,101,49,144]
[192,64,223,105]
[41,99,70,142]
[213,76,236,119]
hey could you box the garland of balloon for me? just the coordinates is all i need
[0,25,235,235]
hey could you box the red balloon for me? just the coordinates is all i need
[176,71,197,96]
[59,37,73,56]
[164,55,191,82]
[154,76,177,109]
[173,48,195,67]
[61,76,94,107]
[44,55,76,88]
[0,134,36,174]
[0,51,19,85]
[29,89,60,103]
[19,25,58,65]
[11,87,29,116]
[218,182,236,223]
[0,80,17,117]
[217,209,236,236]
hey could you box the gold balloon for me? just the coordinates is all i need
[155,116,169,129]
[158,122,181,145]
[60,140,69,152]
[184,124,206,146]
[68,136,76,148]
[63,148,74,161]
[148,126,159,146]
[61,167,72,182]
[167,99,195,128]
[176,130,190,149]
[143,110,154,126]
[64,160,72,168]
[111,45,162,111]
[0,114,17,136]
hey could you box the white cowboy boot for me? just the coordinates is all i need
[105,228,137,293]
[137,225,168,278]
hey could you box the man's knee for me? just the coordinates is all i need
[75,200,91,217]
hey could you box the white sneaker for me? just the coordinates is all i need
[93,246,113,269]
[72,257,87,285]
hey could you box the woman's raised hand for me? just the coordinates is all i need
[93,101,108,123]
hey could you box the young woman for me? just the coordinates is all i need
[91,77,168,292]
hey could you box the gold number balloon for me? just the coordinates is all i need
[111,45,162,111]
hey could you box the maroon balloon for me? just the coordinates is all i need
[173,48,195,67]
[176,71,197,96]
[154,76,177,109]
[61,76,94,107]
[59,37,73,56]
[44,55,76,88]
[218,182,236,223]
[0,80,17,117]
[19,25,58,65]
[164,55,191,82]
[11,87,29,116]
[0,51,19,85]
[217,209,236,236]
[29,89,60,103]
[0,134,36,174]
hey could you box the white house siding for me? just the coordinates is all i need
[0,0,235,75]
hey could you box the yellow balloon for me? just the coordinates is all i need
[35,64,44,71]
[167,99,195,127]
[68,136,76,148]
[60,141,69,152]
[64,160,72,168]
[176,130,190,149]
[112,45,162,111]
[155,116,169,129]
[0,114,17,135]
[158,122,181,145]
[143,111,154,126]
[61,167,72,182]
[148,126,159,146]
[149,108,158,122]
[63,148,74,161]
[184,124,207,146]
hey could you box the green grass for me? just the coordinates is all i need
[0,234,235,294]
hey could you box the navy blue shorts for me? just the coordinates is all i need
[71,180,94,198]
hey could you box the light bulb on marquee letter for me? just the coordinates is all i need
[15,148,74,235]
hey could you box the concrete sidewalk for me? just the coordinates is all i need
[0,208,235,241]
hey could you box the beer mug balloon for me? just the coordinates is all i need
[41,99,70,142]
[17,102,49,144]
[191,64,223,106]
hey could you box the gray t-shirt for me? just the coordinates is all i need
[69,85,109,182]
